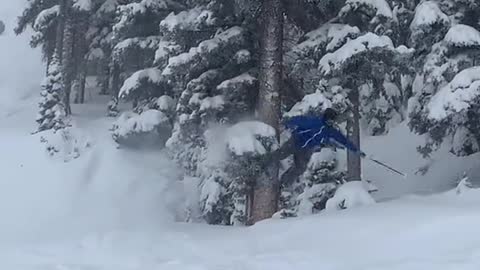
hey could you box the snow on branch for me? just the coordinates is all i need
[226,121,278,156]
[339,0,393,18]
[154,41,182,66]
[318,33,394,75]
[444,24,480,48]
[119,68,163,99]
[160,7,216,32]
[113,0,171,36]
[326,24,361,52]
[428,66,480,120]
[162,26,244,76]
[410,1,449,31]
[73,0,92,11]
[217,73,256,91]
[33,5,59,31]
[285,91,332,117]
[113,36,162,59]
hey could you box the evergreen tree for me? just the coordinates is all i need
[281,0,412,211]
[279,149,346,217]
[16,0,61,64]
[409,0,480,157]
[37,56,67,132]
[160,1,259,224]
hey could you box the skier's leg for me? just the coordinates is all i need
[280,149,310,186]
[263,136,296,167]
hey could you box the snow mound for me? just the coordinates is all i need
[340,0,393,18]
[35,125,92,162]
[226,121,278,156]
[428,66,480,120]
[326,181,376,211]
[319,33,394,74]
[444,24,480,48]
[410,1,449,30]
[112,110,171,147]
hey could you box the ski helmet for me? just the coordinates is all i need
[323,108,338,121]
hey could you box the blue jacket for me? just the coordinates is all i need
[285,115,360,153]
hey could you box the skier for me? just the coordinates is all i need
[267,108,365,184]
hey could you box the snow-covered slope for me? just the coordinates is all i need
[3,2,480,269]
[361,122,480,200]
[1,79,480,269]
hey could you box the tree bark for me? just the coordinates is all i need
[110,62,121,97]
[347,90,362,181]
[75,14,89,104]
[99,59,111,95]
[251,0,284,224]
[61,0,74,115]
[54,0,66,62]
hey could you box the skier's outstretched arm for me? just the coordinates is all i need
[328,127,365,157]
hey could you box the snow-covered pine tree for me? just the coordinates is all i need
[160,1,260,224]
[37,55,67,132]
[282,0,411,205]
[408,0,480,157]
[112,0,182,104]
[276,89,349,217]
[335,0,411,136]
[17,0,75,131]
[15,0,61,65]
[224,121,278,225]
[279,149,346,217]
[109,0,184,145]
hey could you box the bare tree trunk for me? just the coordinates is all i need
[347,90,361,181]
[251,0,283,224]
[100,63,111,95]
[61,0,74,115]
[75,14,89,104]
[78,67,87,104]
[110,62,121,97]
[55,0,66,62]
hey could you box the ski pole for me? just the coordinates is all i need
[363,154,407,178]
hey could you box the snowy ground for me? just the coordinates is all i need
[2,99,480,269]
[3,2,480,269]
[0,73,479,270]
